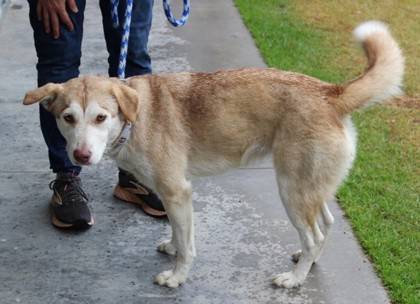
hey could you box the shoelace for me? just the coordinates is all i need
[49,178,89,205]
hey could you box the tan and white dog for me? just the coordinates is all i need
[23,21,403,288]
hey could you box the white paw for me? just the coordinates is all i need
[157,240,177,256]
[154,270,186,288]
[291,250,302,263]
[273,272,303,288]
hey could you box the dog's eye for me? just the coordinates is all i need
[96,114,107,123]
[63,114,75,124]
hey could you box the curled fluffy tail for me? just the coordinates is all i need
[333,21,404,115]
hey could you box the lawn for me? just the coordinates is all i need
[234,1,420,303]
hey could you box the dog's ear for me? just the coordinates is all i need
[112,84,140,123]
[23,83,63,111]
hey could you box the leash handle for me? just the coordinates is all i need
[163,0,190,27]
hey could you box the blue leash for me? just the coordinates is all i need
[111,0,190,79]
[110,0,133,79]
[163,0,190,27]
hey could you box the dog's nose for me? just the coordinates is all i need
[73,149,92,164]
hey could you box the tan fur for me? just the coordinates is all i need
[333,26,404,114]
[23,21,404,289]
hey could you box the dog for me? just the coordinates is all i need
[23,21,404,288]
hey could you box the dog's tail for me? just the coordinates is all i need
[332,21,404,115]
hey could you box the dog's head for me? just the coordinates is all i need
[23,76,139,165]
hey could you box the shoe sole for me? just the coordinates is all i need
[51,213,94,229]
[113,185,167,218]
[50,197,94,230]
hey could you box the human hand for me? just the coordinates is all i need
[36,0,78,39]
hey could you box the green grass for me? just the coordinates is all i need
[234,1,420,303]
[341,107,420,304]
[234,0,347,83]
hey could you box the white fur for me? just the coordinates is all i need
[154,179,195,288]
[353,20,389,42]
[57,101,123,166]
[352,20,404,106]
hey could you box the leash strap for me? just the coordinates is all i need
[110,0,120,28]
[163,0,190,27]
[110,0,133,79]
[110,0,190,78]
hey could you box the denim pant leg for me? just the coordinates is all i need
[28,0,86,174]
[99,0,153,77]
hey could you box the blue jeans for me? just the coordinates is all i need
[28,0,153,174]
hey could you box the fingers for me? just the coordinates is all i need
[42,6,50,34]
[58,10,74,32]
[37,0,77,39]
[51,12,60,39]
[67,0,79,13]
[62,0,78,32]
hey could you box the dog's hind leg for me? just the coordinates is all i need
[272,183,325,288]
[291,202,334,263]
[154,178,195,288]
[271,140,339,288]
[314,202,334,262]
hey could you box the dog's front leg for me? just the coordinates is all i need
[154,179,195,288]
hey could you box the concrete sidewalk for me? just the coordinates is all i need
[0,1,389,303]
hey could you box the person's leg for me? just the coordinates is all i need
[28,0,93,229]
[99,0,153,77]
[28,0,86,174]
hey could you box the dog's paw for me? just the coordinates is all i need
[154,270,186,288]
[291,250,302,263]
[272,272,303,288]
[157,240,177,256]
